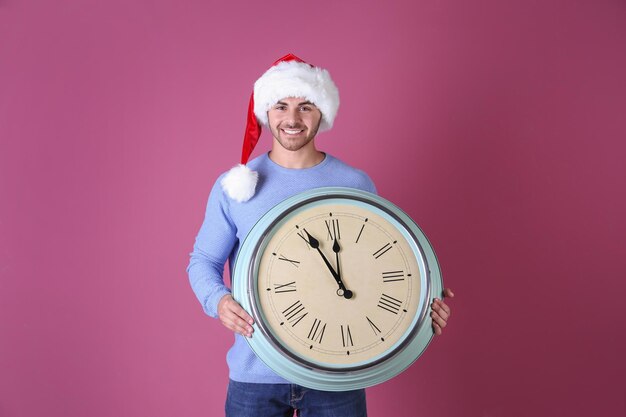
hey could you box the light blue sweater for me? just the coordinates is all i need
[187,152,377,383]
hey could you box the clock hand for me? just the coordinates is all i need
[303,229,353,299]
[332,238,353,299]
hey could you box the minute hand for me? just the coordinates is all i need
[304,230,353,299]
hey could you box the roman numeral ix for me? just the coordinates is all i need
[273,281,296,293]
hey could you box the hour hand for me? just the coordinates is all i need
[332,238,341,277]
[332,238,353,299]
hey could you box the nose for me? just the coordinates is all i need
[285,107,302,126]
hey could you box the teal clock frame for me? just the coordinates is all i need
[232,187,443,391]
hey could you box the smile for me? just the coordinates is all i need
[281,129,304,135]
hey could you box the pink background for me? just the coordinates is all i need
[1,0,625,416]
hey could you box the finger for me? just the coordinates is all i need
[432,299,450,318]
[226,301,254,324]
[432,306,449,322]
[431,310,448,329]
[432,321,442,336]
[221,312,254,336]
[229,312,254,333]
[228,301,254,325]
[228,307,255,334]
[224,297,254,325]
[219,301,254,336]
[443,288,455,298]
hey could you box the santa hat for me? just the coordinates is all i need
[221,53,340,202]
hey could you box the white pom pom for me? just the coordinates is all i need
[220,164,259,202]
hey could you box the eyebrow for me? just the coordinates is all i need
[275,100,316,107]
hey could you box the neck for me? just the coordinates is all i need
[268,140,325,169]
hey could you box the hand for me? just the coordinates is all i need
[332,237,353,299]
[431,288,454,336]
[218,294,254,337]
[304,229,353,299]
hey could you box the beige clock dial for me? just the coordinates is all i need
[256,203,422,367]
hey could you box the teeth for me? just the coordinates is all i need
[283,129,302,135]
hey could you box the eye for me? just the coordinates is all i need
[274,105,287,111]
[299,106,312,112]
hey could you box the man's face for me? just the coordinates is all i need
[267,97,322,152]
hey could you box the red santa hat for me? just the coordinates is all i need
[221,53,340,202]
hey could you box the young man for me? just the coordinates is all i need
[187,54,454,417]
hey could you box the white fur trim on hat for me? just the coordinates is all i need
[253,60,339,132]
[221,164,259,203]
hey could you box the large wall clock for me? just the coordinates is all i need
[232,187,443,391]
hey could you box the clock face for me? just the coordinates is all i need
[234,188,442,391]
[255,202,423,369]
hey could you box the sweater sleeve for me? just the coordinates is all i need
[187,179,237,318]
[356,169,378,195]
[365,175,378,195]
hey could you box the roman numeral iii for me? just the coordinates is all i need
[382,270,405,283]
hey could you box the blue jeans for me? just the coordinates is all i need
[225,380,367,417]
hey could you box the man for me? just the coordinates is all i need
[187,54,454,417]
